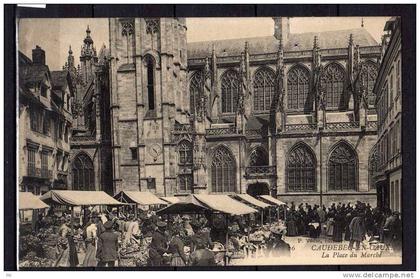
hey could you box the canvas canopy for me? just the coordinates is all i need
[19,192,49,210]
[157,195,210,215]
[160,196,181,204]
[114,191,167,206]
[234,194,272,209]
[193,194,257,215]
[40,190,124,206]
[259,195,286,206]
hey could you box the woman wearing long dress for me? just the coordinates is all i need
[82,220,98,267]
[55,219,72,267]
[168,226,188,266]
[286,211,298,237]
[325,210,335,237]
[344,212,354,241]
[332,210,345,242]
[55,236,70,267]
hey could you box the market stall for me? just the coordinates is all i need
[41,190,124,206]
[258,195,285,206]
[192,194,257,264]
[157,194,257,265]
[160,196,181,204]
[40,190,124,232]
[156,195,209,215]
[19,192,49,230]
[232,194,272,225]
[113,191,168,218]
[258,195,287,220]
[192,194,258,215]
[20,192,49,210]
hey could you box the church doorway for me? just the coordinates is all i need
[246,182,270,197]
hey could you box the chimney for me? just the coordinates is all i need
[273,17,290,43]
[32,45,46,65]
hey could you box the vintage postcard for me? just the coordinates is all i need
[17,16,402,268]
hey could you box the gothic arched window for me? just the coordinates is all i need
[178,140,193,166]
[321,63,346,109]
[253,68,275,112]
[286,143,316,192]
[189,71,203,116]
[72,153,94,191]
[211,146,236,192]
[361,61,378,106]
[287,65,311,111]
[248,147,269,166]
[178,140,193,192]
[145,56,155,111]
[221,70,240,113]
[328,142,358,191]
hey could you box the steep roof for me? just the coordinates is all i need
[19,64,50,86]
[19,51,32,66]
[51,70,69,89]
[187,28,378,59]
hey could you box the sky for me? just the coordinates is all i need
[18,17,391,71]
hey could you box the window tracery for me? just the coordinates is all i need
[72,153,94,191]
[221,70,240,113]
[211,146,236,192]
[145,18,160,34]
[189,71,203,116]
[286,143,316,192]
[248,147,269,166]
[321,63,346,109]
[287,66,310,110]
[361,61,378,106]
[328,142,357,191]
[253,68,275,111]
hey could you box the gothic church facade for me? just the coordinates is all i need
[102,17,381,205]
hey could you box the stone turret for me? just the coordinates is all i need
[273,17,290,43]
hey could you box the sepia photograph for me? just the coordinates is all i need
[15,14,403,269]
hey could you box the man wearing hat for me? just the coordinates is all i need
[266,224,291,257]
[148,221,169,266]
[96,221,119,267]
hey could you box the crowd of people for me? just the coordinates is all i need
[284,201,402,253]
[25,207,291,267]
[20,200,402,268]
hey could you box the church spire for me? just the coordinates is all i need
[63,45,76,75]
[81,25,94,58]
[84,25,93,44]
[67,45,74,68]
[68,45,76,74]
